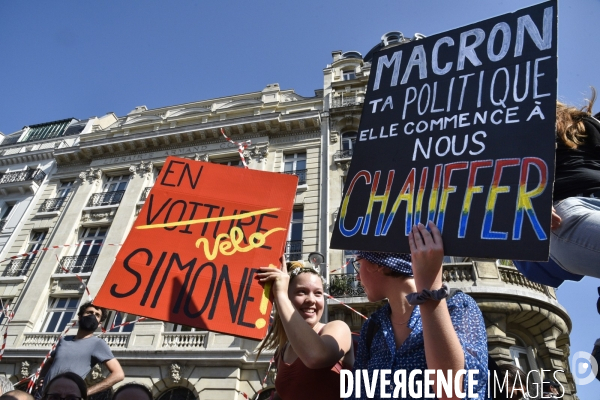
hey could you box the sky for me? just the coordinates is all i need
[1,0,599,396]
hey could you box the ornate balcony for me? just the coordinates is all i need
[57,255,99,274]
[333,149,353,161]
[87,190,125,207]
[162,332,207,349]
[498,265,550,296]
[0,169,46,185]
[329,273,364,298]
[22,332,129,349]
[283,169,307,185]
[285,240,303,261]
[331,96,362,109]
[2,258,36,277]
[39,197,66,213]
[139,187,152,202]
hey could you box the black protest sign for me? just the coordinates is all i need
[331,1,557,261]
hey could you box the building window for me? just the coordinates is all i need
[344,250,357,274]
[0,204,14,231]
[0,298,13,326]
[343,69,356,81]
[104,311,136,333]
[88,175,128,207]
[341,132,357,152]
[283,153,307,185]
[103,175,128,193]
[508,334,542,387]
[57,181,75,198]
[59,227,106,274]
[41,181,74,212]
[3,230,47,277]
[217,159,244,167]
[286,209,303,261]
[42,297,79,333]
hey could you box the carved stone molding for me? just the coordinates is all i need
[78,168,102,183]
[20,361,30,379]
[330,131,339,143]
[81,209,117,225]
[170,362,181,384]
[248,145,269,162]
[129,161,154,177]
[335,160,351,174]
[191,153,209,162]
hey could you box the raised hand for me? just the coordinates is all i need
[408,221,444,291]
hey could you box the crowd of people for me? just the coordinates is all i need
[1,96,598,399]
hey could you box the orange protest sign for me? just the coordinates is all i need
[94,156,298,340]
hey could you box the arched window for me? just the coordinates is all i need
[157,387,196,400]
[341,132,357,154]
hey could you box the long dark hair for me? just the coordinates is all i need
[43,372,88,400]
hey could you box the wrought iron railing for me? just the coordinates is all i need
[333,149,353,161]
[139,187,152,202]
[2,258,36,277]
[0,169,46,185]
[0,219,7,231]
[285,240,304,261]
[87,190,125,207]
[329,273,365,298]
[283,169,307,185]
[39,197,66,212]
[57,255,99,274]
[331,97,362,109]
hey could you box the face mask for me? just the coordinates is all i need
[79,314,99,331]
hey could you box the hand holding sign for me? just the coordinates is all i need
[408,222,445,292]
[331,0,558,261]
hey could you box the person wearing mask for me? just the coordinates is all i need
[40,302,124,396]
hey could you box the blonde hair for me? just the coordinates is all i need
[556,87,596,149]
[255,261,324,360]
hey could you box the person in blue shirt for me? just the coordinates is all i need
[352,222,488,399]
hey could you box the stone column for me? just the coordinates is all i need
[86,162,153,296]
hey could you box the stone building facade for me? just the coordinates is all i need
[0,34,578,399]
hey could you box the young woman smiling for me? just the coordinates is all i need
[256,260,354,400]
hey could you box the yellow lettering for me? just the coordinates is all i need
[195,227,285,260]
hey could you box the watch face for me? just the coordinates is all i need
[308,252,324,265]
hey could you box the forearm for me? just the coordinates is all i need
[275,293,339,368]
[87,372,124,395]
[420,300,465,400]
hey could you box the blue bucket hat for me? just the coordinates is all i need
[355,251,413,276]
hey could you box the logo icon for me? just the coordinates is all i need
[571,351,599,386]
